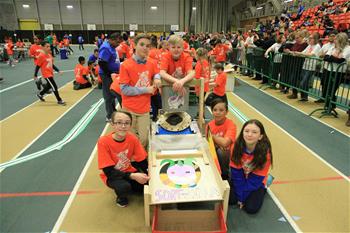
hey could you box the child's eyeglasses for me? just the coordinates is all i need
[113,121,131,127]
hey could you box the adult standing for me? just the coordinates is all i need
[98,32,123,122]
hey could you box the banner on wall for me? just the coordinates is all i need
[87,24,96,31]
[44,24,53,30]
[170,25,179,31]
[129,24,138,31]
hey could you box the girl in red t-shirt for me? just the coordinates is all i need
[229,119,272,214]
[97,111,149,207]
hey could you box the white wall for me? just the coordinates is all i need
[2,0,180,31]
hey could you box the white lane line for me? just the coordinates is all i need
[50,123,109,233]
[230,92,350,182]
[0,69,74,94]
[235,77,349,138]
[268,189,302,233]
[0,88,94,173]
[0,80,75,123]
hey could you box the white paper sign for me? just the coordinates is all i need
[87,24,96,31]
[44,24,53,30]
[129,24,138,30]
[170,24,179,31]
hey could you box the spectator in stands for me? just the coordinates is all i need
[264,35,286,86]
[78,35,84,50]
[244,30,256,77]
[315,3,327,16]
[292,33,322,101]
[323,33,350,110]
[302,16,313,27]
[315,32,336,103]
[323,15,334,37]
[229,119,273,214]
[292,2,305,21]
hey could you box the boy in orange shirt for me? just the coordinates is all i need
[160,35,194,97]
[98,110,149,207]
[119,34,161,148]
[212,39,231,64]
[15,39,25,61]
[206,63,228,106]
[73,56,92,90]
[34,41,66,106]
[30,35,47,91]
[6,37,15,67]
[206,98,237,180]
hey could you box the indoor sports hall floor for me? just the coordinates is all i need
[0,45,349,233]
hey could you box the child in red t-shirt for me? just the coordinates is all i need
[98,110,149,207]
[15,39,25,61]
[206,63,228,106]
[73,56,92,90]
[34,41,66,105]
[6,38,15,67]
[229,119,272,214]
[206,98,237,180]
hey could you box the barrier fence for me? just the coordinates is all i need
[230,47,350,118]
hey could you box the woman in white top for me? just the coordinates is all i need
[264,35,286,86]
[323,33,350,110]
[292,33,322,101]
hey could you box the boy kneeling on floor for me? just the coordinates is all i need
[97,110,149,207]
[73,56,93,90]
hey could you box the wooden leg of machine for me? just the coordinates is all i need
[144,185,151,226]
[222,181,230,221]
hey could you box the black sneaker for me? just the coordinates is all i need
[36,93,45,102]
[314,99,325,103]
[116,197,128,207]
[57,100,66,106]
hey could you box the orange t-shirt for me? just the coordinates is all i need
[63,38,70,46]
[213,72,227,96]
[195,59,210,93]
[74,63,89,84]
[110,73,121,94]
[37,53,54,78]
[94,65,102,83]
[97,132,147,185]
[16,41,24,48]
[119,58,159,114]
[117,42,131,59]
[6,41,14,55]
[29,44,42,65]
[213,44,229,62]
[160,52,193,79]
[207,118,237,153]
[183,41,190,51]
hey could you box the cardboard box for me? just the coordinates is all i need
[152,203,227,233]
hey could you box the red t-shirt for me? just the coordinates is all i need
[207,118,237,153]
[213,72,227,96]
[29,44,42,65]
[16,41,24,48]
[6,41,14,55]
[97,132,147,184]
[74,64,89,84]
[63,38,70,46]
[213,44,229,62]
[94,65,102,83]
[230,151,271,185]
[195,59,210,93]
[110,73,121,94]
[117,42,131,59]
[160,52,193,79]
[37,53,54,78]
[119,58,159,114]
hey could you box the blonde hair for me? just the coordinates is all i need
[168,35,184,47]
[335,33,349,51]
[196,48,208,58]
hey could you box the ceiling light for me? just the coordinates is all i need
[284,0,293,2]
[256,6,263,10]
[150,6,157,10]
[192,7,196,10]
[22,4,30,8]
[66,5,73,9]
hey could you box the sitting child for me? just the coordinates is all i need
[206,63,228,106]
[73,56,92,90]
